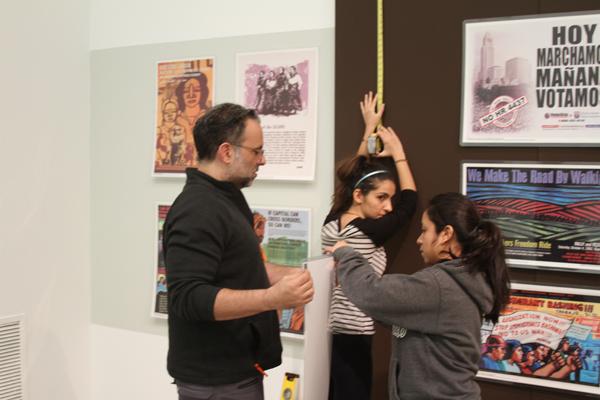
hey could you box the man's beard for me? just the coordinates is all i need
[230,151,256,188]
[229,174,254,189]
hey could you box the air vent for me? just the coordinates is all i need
[0,315,24,400]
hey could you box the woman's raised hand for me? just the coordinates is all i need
[360,91,384,132]
[374,126,406,161]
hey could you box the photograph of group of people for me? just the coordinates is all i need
[154,58,214,175]
[249,63,306,116]
[236,48,317,180]
[237,49,310,119]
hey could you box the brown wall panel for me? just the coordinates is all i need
[336,1,600,399]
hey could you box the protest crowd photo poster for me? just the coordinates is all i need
[153,58,214,176]
[462,162,600,273]
[478,283,600,395]
[236,48,318,180]
[462,12,600,146]
[251,206,310,335]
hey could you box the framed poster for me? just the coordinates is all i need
[236,48,318,181]
[151,204,170,318]
[462,162,600,273]
[153,58,214,176]
[251,206,311,335]
[478,283,600,395]
[461,11,600,146]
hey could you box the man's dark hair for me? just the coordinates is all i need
[193,103,259,161]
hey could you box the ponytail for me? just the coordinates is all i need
[462,221,510,323]
[330,156,393,216]
[427,193,510,323]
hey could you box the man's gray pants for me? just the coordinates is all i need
[177,377,264,400]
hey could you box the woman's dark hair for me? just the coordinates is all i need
[426,192,510,323]
[175,73,210,110]
[330,156,394,216]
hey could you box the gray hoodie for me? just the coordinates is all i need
[334,246,494,400]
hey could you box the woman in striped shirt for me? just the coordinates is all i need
[322,92,417,400]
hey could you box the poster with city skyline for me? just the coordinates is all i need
[251,206,311,335]
[461,162,600,273]
[461,12,600,146]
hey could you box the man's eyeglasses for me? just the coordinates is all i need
[231,143,265,157]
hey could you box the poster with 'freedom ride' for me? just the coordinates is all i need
[462,162,600,273]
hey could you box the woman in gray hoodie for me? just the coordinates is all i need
[330,192,510,400]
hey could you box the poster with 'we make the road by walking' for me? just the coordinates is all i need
[462,162,600,273]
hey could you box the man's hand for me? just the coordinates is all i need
[265,269,314,309]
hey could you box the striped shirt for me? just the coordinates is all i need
[322,221,386,334]
[321,189,417,335]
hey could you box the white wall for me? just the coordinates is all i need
[90,0,335,50]
[0,1,91,399]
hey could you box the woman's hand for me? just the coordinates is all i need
[324,240,349,255]
[357,91,384,156]
[374,126,406,161]
[324,241,349,286]
[360,91,384,133]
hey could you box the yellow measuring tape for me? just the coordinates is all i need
[377,0,384,125]
[367,0,385,153]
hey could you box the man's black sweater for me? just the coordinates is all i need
[163,168,282,385]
